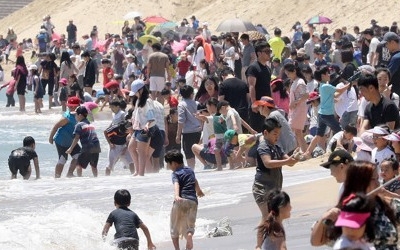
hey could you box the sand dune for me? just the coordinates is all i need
[0,0,399,42]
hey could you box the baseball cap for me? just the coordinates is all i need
[312,32,321,40]
[129,79,145,96]
[306,91,320,104]
[28,65,38,70]
[335,211,371,229]
[67,96,80,107]
[379,31,400,45]
[251,96,276,109]
[320,149,354,168]
[75,106,88,116]
[59,78,68,86]
[270,78,282,87]
[224,129,237,142]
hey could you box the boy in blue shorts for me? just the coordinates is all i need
[102,189,156,250]
[164,150,204,250]
[66,106,101,177]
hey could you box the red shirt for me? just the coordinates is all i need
[103,67,114,86]
[177,59,191,76]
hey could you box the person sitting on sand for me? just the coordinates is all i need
[102,189,156,250]
[8,136,40,180]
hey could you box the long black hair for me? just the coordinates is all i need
[194,75,219,102]
[283,62,306,83]
[60,51,72,68]
[258,189,290,240]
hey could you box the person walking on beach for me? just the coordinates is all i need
[8,136,40,180]
[82,51,96,95]
[13,55,28,112]
[253,118,298,249]
[246,41,272,133]
[164,150,204,250]
[147,43,170,103]
[257,189,292,250]
[49,96,81,178]
[102,189,156,250]
[66,106,101,177]
[66,19,77,48]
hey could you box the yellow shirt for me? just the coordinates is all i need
[268,37,285,61]
[238,134,256,148]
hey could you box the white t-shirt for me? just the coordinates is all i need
[333,235,372,250]
[112,110,125,125]
[202,116,214,145]
[371,146,395,167]
[306,79,318,93]
[357,97,369,118]
[334,82,347,117]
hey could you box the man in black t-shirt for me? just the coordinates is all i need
[358,74,399,134]
[66,20,77,48]
[8,136,40,180]
[219,67,249,122]
[245,41,272,132]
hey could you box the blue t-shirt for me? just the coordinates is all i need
[318,83,336,115]
[171,166,198,203]
[54,111,77,147]
[73,118,101,153]
[106,207,142,240]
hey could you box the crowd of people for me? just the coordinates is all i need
[4,13,400,249]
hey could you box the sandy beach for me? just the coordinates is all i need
[1,0,400,42]
[152,154,339,250]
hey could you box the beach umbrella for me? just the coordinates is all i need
[216,18,256,32]
[138,34,159,45]
[143,16,169,24]
[123,11,142,20]
[245,31,266,41]
[152,21,178,34]
[306,15,332,25]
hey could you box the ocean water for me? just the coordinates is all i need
[0,91,328,249]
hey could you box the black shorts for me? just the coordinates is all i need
[41,78,55,96]
[56,143,81,161]
[182,132,201,159]
[200,149,228,165]
[77,152,99,169]
[103,87,111,95]
[150,128,165,158]
[8,156,30,176]
[16,82,26,95]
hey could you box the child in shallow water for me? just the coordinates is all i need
[102,189,156,250]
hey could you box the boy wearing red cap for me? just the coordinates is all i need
[49,96,81,178]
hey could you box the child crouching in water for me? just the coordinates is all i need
[102,189,156,250]
[164,150,204,250]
